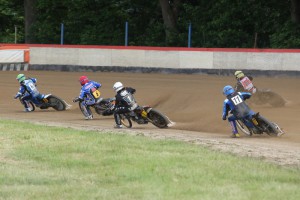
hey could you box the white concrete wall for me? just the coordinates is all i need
[30,47,300,71]
[0,50,24,63]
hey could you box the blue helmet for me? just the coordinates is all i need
[223,85,235,96]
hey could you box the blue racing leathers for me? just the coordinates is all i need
[222,92,255,133]
[15,78,44,109]
[74,81,101,119]
[78,81,102,106]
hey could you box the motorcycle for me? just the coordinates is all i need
[117,105,172,129]
[19,93,69,111]
[236,112,285,137]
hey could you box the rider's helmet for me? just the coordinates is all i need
[79,76,89,86]
[234,70,245,79]
[113,82,124,93]
[223,85,235,96]
[16,74,26,83]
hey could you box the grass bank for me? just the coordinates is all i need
[0,119,299,200]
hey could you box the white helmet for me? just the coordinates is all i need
[113,82,124,93]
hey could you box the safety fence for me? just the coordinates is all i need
[0,45,29,71]
[1,44,300,75]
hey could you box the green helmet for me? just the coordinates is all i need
[16,74,26,83]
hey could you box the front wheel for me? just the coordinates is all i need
[19,98,35,111]
[27,101,35,111]
[147,109,169,128]
[79,102,93,119]
[48,95,66,111]
[119,114,132,128]
[236,119,252,136]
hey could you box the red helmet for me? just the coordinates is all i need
[79,76,89,85]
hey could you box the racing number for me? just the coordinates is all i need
[231,95,243,105]
[27,82,37,92]
[92,89,101,98]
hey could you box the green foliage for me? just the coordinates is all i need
[270,21,300,48]
[0,0,24,43]
[0,0,299,48]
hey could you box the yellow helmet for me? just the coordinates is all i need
[234,71,244,79]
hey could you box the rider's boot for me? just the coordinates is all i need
[229,121,240,138]
[114,124,123,128]
[24,107,32,112]
[84,115,93,120]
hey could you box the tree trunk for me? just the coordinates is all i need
[159,0,181,45]
[24,0,37,43]
[291,0,300,23]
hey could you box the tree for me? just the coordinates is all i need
[2,0,299,48]
[24,0,37,43]
[291,0,300,23]
[159,0,181,45]
[0,0,24,43]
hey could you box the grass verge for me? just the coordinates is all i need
[0,119,299,200]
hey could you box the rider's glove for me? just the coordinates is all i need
[222,115,227,120]
[73,97,80,103]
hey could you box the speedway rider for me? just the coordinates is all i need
[112,82,138,128]
[222,85,257,138]
[73,76,102,120]
[234,70,257,94]
[14,74,45,112]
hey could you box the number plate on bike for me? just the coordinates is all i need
[141,110,147,118]
[91,89,101,98]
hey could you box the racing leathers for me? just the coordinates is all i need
[235,75,257,94]
[222,91,255,134]
[14,78,45,110]
[73,80,102,119]
[114,87,138,126]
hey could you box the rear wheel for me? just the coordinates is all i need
[120,114,132,128]
[147,109,169,128]
[257,115,280,136]
[48,96,66,111]
[95,99,115,115]
[95,101,109,115]
[236,119,252,136]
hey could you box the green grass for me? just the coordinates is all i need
[0,119,299,200]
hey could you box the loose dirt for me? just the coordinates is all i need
[1,71,300,168]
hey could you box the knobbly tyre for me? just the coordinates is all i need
[235,112,285,137]
[19,93,69,111]
[117,105,173,128]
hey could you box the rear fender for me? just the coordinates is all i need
[142,106,153,113]
[44,94,52,99]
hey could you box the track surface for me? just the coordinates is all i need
[1,71,300,167]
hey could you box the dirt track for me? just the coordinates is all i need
[1,71,300,167]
